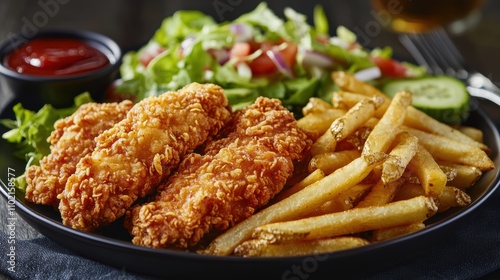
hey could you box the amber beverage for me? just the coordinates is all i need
[371,0,484,32]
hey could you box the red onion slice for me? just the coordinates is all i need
[210,48,230,65]
[266,49,293,78]
[300,48,334,69]
[180,36,196,55]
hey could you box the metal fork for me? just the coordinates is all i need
[399,27,500,107]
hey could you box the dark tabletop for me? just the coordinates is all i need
[0,0,499,279]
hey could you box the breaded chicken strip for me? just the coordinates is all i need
[25,101,133,207]
[58,83,231,231]
[125,97,312,249]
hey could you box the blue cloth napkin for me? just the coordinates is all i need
[0,233,151,280]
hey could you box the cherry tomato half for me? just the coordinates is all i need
[371,56,408,78]
[229,40,298,76]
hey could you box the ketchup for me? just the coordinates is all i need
[5,38,110,76]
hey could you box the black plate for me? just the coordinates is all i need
[0,97,499,279]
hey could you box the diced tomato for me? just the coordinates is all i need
[249,41,297,76]
[371,56,408,78]
[227,40,298,76]
[247,41,278,76]
[277,41,298,69]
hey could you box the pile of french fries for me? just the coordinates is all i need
[202,71,495,257]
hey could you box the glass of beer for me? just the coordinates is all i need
[370,0,485,33]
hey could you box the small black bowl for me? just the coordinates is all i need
[0,29,121,111]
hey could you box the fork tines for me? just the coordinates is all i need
[399,28,468,79]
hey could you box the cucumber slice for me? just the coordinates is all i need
[381,76,470,124]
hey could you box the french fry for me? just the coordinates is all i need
[297,109,346,140]
[406,127,494,171]
[332,90,390,117]
[381,132,419,184]
[311,96,383,155]
[356,178,405,208]
[308,149,360,175]
[332,90,364,109]
[332,71,387,98]
[438,162,482,190]
[457,125,484,143]
[233,236,370,257]
[331,91,350,109]
[438,165,458,182]
[393,183,424,200]
[362,91,412,155]
[437,186,472,212]
[330,96,385,141]
[336,123,375,151]
[203,154,386,255]
[252,196,437,243]
[276,169,325,201]
[407,144,447,197]
[302,97,334,115]
[405,106,488,151]
[394,183,471,212]
[311,183,374,215]
[372,222,425,242]
[310,130,338,156]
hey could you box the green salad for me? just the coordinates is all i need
[114,2,424,112]
[1,93,93,191]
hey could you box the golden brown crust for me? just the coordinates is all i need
[126,97,312,249]
[25,100,133,207]
[58,83,231,231]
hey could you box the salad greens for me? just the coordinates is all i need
[1,92,93,191]
[115,2,421,112]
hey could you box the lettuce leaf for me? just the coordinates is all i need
[153,10,217,47]
[235,2,291,41]
[0,92,92,191]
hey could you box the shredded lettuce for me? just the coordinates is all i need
[0,92,93,191]
[236,3,291,41]
[115,2,387,114]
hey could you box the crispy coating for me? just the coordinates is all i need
[25,101,133,207]
[125,97,312,249]
[58,83,232,231]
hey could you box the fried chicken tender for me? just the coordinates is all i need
[58,83,232,231]
[25,100,133,207]
[125,97,312,249]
